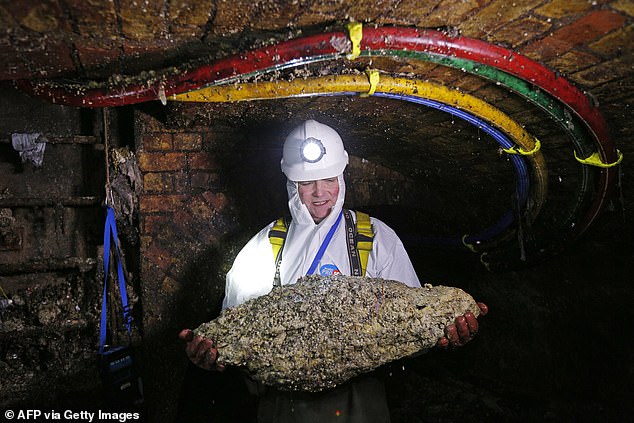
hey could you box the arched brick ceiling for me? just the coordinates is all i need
[1,1,630,145]
[1,0,632,259]
[1,1,630,125]
[0,2,630,86]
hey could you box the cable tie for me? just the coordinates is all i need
[574,149,623,168]
[479,252,492,272]
[502,139,541,156]
[346,22,363,60]
[461,234,478,253]
[361,69,379,97]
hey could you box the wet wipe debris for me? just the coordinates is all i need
[194,275,480,392]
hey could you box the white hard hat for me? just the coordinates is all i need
[281,120,349,182]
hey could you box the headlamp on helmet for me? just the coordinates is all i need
[300,137,326,163]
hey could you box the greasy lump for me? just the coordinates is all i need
[195,275,480,392]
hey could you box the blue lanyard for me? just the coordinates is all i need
[306,210,343,275]
[99,206,133,353]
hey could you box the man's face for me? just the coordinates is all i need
[297,177,340,223]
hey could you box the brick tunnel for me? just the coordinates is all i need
[0,2,633,423]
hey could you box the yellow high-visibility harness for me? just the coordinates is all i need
[269,210,374,287]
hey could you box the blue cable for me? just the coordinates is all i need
[377,92,528,247]
[314,91,531,248]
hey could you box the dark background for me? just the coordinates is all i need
[1,1,633,422]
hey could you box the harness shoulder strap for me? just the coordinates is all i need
[343,210,374,277]
[269,216,289,287]
[355,211,374,277]
[268,210,374,284]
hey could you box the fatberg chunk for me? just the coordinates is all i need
[194,275,480,392]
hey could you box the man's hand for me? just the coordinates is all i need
[178,329,225,371]
[437,302,488,348]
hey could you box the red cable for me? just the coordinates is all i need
[16,27,614,161]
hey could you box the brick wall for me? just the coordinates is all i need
[137,115,241,303]
[135,109,241,422]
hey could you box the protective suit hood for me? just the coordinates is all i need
[286,174,346,226]
[276,174,346,285]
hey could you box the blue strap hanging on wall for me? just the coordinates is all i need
[99,206,133,354]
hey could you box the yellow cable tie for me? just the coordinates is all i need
[574,149,623,168]
[361,69,379,97]
[461,234,478,253]
[346,22,363,60]
[479,252,492,272]
[502,138,541,156]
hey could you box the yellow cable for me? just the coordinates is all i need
[173,74,540,154]
[171,74,548,237]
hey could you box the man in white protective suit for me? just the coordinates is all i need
[179,119,487,423]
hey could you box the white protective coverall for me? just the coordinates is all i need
[223,174,421,423]
[223,174,421,309]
